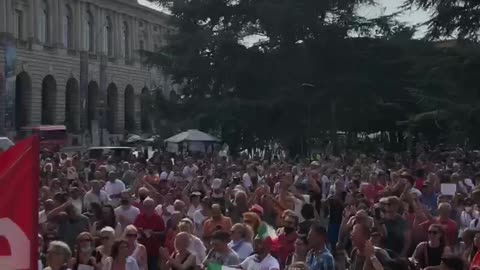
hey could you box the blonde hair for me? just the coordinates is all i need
[123,224,138,236]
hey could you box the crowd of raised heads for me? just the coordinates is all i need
[38,148,480,270]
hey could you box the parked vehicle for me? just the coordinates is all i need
[17,125,67,151]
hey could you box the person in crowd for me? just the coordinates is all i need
[133,197,166,270]
[178,218,207,264]
[420,203,458,248]
[239,236,280,270]
[96,226,116,268]
[70,232,98,270]
[306,223,335,270]
[298,204,316,235]
[91,204,121,237]
[83,180,110,212]
[115,192,141,231]
[203,230,240,266]
[377,196,410,257]
[103,171,126,207]
[103,239,139,270]
[193,197,212,238]
[45,241,73,270]
[350,223,390,270]
[275,211,299,269]
[411,224,452,269]
[468,231,480,269]
[285,235,309,270]
[123,225,147,270]
[229,223,254,261]
[47,198,90,250]
[202,204,233,241]
[160,232,197,270]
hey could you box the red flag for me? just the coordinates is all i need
[0,136,39,270]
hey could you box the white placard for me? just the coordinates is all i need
[441,183,457,196]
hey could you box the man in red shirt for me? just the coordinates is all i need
[274,212,298,269]
[134,197,166,270]
[420,202,458,248]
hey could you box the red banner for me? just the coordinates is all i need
[0,136,39,270]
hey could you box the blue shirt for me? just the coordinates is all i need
[420,193,438,215]
[306,248,335,270]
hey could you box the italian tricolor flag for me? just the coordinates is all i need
[207,263,238,270]
[257,222,278,241]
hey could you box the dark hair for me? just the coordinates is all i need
[98,205,117,230]
[297,234,309,246]
[355,223,371,239]
[211,230,231,243]
[310,222,327,236]
[301,204,315,220]
[111,239,128,260]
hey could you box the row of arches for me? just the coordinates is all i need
[15,72,151,134]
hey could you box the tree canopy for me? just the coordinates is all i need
[146,0,480,155]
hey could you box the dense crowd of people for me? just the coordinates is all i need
[38,147,480,270]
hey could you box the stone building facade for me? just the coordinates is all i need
[0,0,174,144]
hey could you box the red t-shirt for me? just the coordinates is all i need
[415,177,425,190]
[361,183,384,204]
[274,232,297,269]
[420,218,458,248]
[133,212,166,256]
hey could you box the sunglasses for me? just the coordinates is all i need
[101,236,110,240]
[126,233,137,238]
[428,231,439,235]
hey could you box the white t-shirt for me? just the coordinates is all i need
[228,240,254,261]
[242,173,252,189]
[187,204,202,220]
[193,209,208,238]
[155,204,175,227]
[182,165,198,181]
[321,175,330,200]
[83,190,110,210]
[240,254,279,270]
[160,171,174,181]
[104,180,126,206]
[115,205,141,228]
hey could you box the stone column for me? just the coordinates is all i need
[5,0,14,34]
[0,1,7,33]
[57,0,65,47]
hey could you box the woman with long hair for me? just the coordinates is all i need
[159,232,197,270]
[92,205,121,237]
[123,225,148,270]
[70,232,98,270]
[228,223,254,261]
[103,239,139,270]
[411,224,451,269]
[468,231,480,269]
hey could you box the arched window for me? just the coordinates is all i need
[104,16,113,56]
[39,0,49,43]
[64,5,73,48]
[122,21,129,58]
[86,10,94,52]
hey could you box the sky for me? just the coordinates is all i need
[137,0,432,39]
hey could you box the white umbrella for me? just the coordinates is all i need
[164,129,220,143]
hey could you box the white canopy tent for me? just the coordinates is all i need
[164,129,221,153]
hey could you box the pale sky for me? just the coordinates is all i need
[138,0,431,38]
